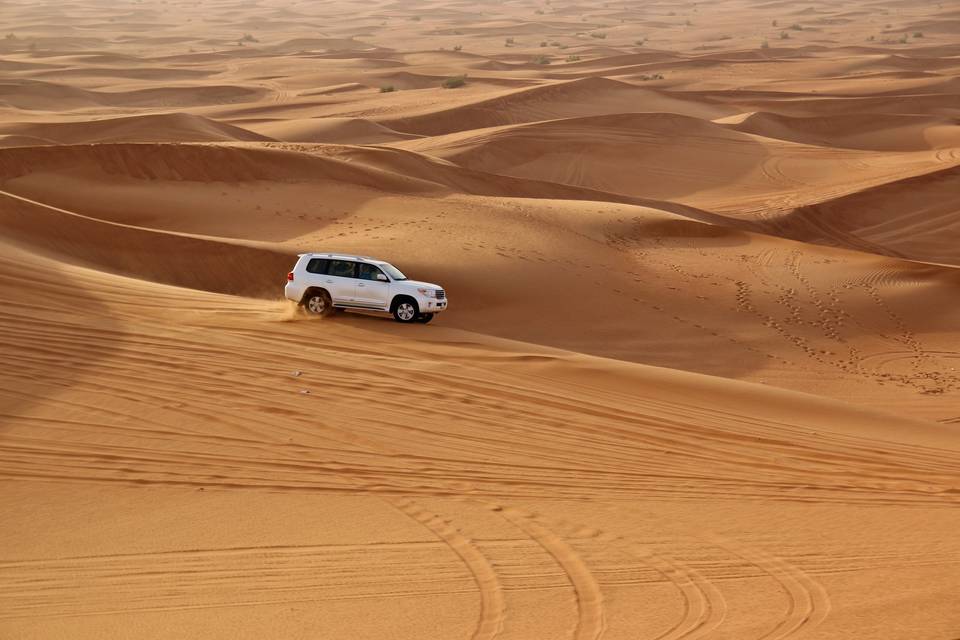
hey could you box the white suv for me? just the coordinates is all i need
[285,253,448,323]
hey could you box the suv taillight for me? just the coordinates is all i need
[287,271,294,281]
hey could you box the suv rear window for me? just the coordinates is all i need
[305,258,329,274]
[328,260,357,278]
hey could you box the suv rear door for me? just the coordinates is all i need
[321,259,358,305]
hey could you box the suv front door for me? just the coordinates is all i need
[355,263,391,309]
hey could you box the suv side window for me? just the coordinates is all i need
[357,263,386,281]
[305,258,329,274]
[328,260,357,278]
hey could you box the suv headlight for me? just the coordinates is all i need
[417,288,437,298]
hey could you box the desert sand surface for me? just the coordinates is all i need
[1,0,960,638]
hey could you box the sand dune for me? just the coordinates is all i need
[379,77,732,135]
[0,113,272,145]
[2,0,959,638]
[761,164,960,265]
[724,112,960,151]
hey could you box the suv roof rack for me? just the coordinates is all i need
[299,253,378,261]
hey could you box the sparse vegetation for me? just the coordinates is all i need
[540,41,548,47]
[453,44,462,51]
[761,40,770,49]
[638,73,665,81]
[505,37,515,46]
[5,32,16,40]
[772,20,778,27]
[635,39,646,46]
[533,54,551,65]
[241,33,258,42]
[780,31,790,40]
[790,23,803,31]
[913,31,924,38]
[441,75,467,89]
[566,54,582,62]
[380,85,396,93]
[590,32,607,39]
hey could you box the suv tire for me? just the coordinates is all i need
[392,297,419,323]
[415,313,434,324]
[304,290,334,316]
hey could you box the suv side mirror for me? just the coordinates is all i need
[376,273,389,282]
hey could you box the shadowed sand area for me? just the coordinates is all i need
[1,0,959,638]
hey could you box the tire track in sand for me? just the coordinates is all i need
[712,536,830,640]
[489,506,726,640]
[484,503,607,640]
[391,499,506,640]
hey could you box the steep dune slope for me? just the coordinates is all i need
[1,241,959,640]
[3,144,959,422]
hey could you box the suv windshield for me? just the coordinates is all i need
[380,262,407,281]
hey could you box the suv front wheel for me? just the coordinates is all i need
[392,297,419,323]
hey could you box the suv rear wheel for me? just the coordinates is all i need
[304,290,333,316]
[392,297,419,323]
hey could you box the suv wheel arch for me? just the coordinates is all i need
[391,295,419,323]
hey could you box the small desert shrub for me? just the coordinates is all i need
[899,35,909,43]
[638,73,665,81]
[540,41,548,47]
[453,44,462,51]
[241,33,258,42]
[717,34,732,40]
[535,9,544,14]
[913,31,923,38]
[410,15,421,21]
[635,38,646,46]
[442,75,467,89]
[780,31,790,39]
[790,23,803,31]
[867,35,876,41]
[533,54,551,65]
[591,32,607,39]
[5,32,16,40]
[566,54,581,62]
[380,85,396,93]
[772,20,778,27]
[505,37,515,45]
[761,40,770,49]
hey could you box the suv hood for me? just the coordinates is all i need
[397,279,442,290]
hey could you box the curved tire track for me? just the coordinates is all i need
[485,504,607,640]
[391,499,506,640]
[713,537,830,640]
